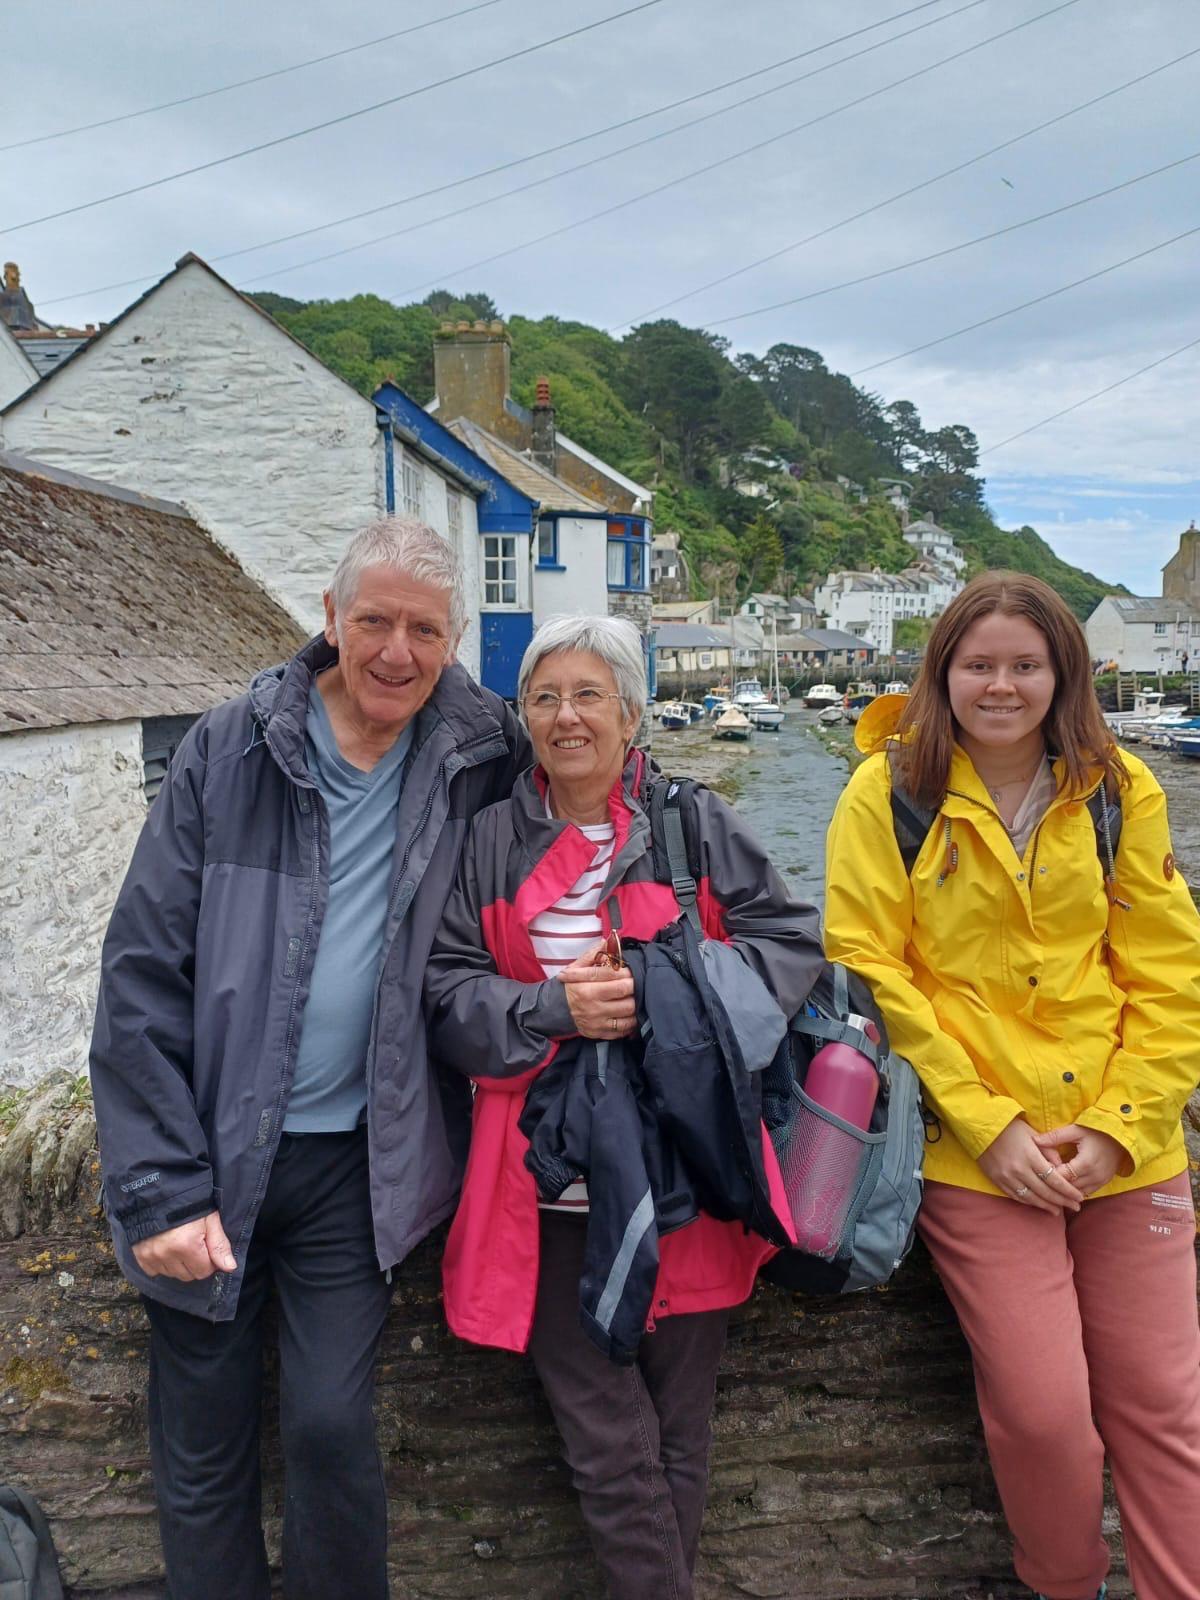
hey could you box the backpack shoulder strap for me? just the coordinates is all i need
[885,746,940,877]
[647,776,704,931]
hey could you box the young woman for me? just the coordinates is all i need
[824,572,1200,1600]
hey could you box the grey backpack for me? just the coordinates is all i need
[0,1486,64,1600]
[648,777,927,1295]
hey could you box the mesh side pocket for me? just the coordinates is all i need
[774,1085,878,1261]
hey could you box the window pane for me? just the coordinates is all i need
[607,541,625,585]
[502,582,517,604]
[629,543,645,588]
[538,519,556,562]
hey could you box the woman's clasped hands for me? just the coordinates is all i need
[557,938,637,1040]
[977,1117,1128,1212]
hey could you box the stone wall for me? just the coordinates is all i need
[4,1078,1197,1598]
[0,724,145,1090]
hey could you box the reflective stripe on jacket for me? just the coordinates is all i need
[424,749,825,1353]
[823,744,1200,1195]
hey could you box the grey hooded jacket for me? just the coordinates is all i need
[90,635,530,1321]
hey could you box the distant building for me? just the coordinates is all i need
[653,597,718,626]
[903,516,965,577]
[0,262,96,385]
[814,566,958,655]
[653,623,732,680]
[0,450,305,1090]
[1085,523,1200,672]
[787,628,878,669]
[650,531,689,600]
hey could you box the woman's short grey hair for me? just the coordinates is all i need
[328,516,467,640]
[517,614,648,722]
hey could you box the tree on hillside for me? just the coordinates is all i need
[883,399,925,470]
[621,321,726,482]
[737,515,786,597]
[912,424,985,524]
[423,289,499,321]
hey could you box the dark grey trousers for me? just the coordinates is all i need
[529,1211,729,1600]
[143,1128,393,1600]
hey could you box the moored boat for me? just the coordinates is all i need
[1169,731,1200,759]
[712,706,752,741]
[884,680,909,696]
[658,701,690,730]
[749,701,784,730]
[733,678,769,709]
[817,703,847,725]
[804,683,840,709]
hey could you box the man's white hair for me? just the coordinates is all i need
[517,614,647,723]
[329,516,466,640]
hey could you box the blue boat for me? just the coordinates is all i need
[1169,731,1200,759]
[659,701,691,730]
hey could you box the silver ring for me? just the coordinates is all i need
[1015,1184,1031,1198]
[1039,1166,1056,1181]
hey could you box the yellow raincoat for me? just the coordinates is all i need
[824,738,1200,1196]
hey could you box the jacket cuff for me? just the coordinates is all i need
[943,1093,1025,1162]
[1076,1103,1141,1175]
[520,979,576,1040]
[113,1178,217,1245]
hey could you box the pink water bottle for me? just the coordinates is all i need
[786,1016,881,1258]
[805,1016,881,1128]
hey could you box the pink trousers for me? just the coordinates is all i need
[919,1173,1200,1600]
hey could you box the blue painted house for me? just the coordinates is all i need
[373,381,538,700]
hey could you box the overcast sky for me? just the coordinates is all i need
[3,0,1196,594]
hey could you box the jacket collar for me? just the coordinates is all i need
[942,743,1102,819]
[246,634,509,785]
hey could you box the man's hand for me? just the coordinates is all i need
[1032,1124,1127,1196]
[558,941,637,1040]
[977,1118,1085,1214]
[132,1211,237,1281]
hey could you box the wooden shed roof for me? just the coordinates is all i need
[0,451,306,735]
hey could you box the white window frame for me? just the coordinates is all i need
[446,487,463,545]
[401,454,424,519]
[482,534,521,609]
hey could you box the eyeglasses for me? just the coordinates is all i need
[522,689,623,717]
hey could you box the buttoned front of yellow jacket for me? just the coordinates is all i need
[824,744,1200,1196]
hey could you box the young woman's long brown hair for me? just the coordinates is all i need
[885,571,1127,807]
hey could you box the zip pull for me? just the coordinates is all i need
[936,817,958,888]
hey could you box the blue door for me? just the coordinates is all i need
[480,611,534,700]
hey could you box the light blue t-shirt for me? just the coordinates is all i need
[284,679,415,1133]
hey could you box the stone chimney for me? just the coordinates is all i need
[0,263,39,332]
[530,376,556,474]
[432,319,513,438]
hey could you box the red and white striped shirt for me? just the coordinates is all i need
[527,819,615,1212]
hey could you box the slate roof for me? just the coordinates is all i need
[794,627,876,651]
[652,623,727,649]
[0,451,306,735]
[445,418,606,515]
[1105,595,1200,625]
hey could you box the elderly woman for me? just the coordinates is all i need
[424,615,823,1600]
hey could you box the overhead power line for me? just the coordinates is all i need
[981,331,1200,454]
[611,42,1200,329]
[848,220,1200,377]
[385,0,1083,301]
[0,0,508,155]
[0,0,666,239]
[251,0,988,287]
[702,148,1200,329]
[33,0,957,311]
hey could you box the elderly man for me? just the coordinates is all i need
[90,518,531,1600]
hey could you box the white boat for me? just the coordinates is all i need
[712,706,752,741]
[1105,689,1166,736]
[804,683,840,709]
[884,680,909,696]
[751,617,786,729]
[749,701,784,730]
[732,678,769,708]
[817,703,847,725]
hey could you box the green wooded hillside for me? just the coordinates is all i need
[252,287,1120,619]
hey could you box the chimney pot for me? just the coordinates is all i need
[535,377,552,409]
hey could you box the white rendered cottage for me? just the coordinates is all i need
[0,451,305,1090]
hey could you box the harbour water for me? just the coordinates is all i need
[650,708,1200,912]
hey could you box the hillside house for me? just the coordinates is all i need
[903,516,965,578]
[653,624,732,681]
[429,322,654,642]
[0,451,305,1091]
[650,530,688,600]
[653,597,718,626]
